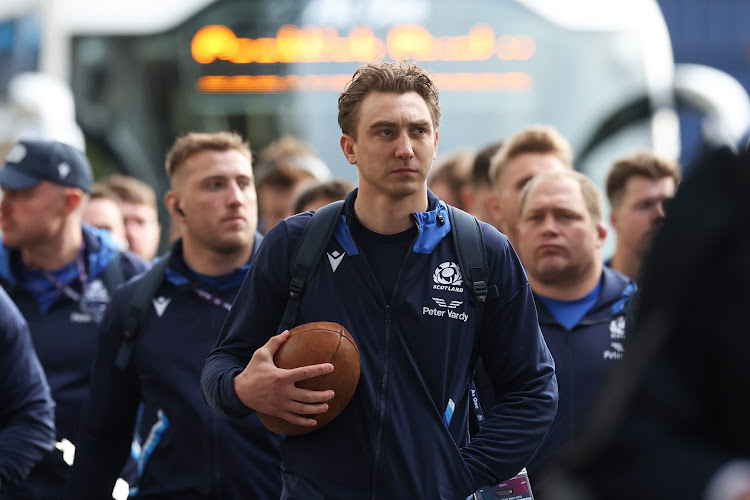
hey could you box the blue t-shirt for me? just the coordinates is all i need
[536,279,602,330]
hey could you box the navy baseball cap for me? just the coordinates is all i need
[0,140,93,192]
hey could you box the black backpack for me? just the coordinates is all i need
[114,254,171,369]
[276,200,493,333]
[275,200,497,433]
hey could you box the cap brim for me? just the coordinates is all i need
[0,165,42,190]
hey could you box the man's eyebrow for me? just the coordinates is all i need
[368,120,396,130]
[368,120,431,130]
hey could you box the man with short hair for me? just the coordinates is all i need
[605,151,680,283]
[515,169,635,497]
[294,178,354,213]
[0,140,148,499]
[488,125,573,248]
[201,61,557,499]
[82,183,128,249]
[462,140,503,228]
[66,132,281,499]
[256,165,318,234]
[427,149,474,209]
[105,174,162,261]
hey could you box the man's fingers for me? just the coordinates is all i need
[263,330,290,357]
[288,401,330,416]
[287,362,334,382]
[291,388,335,404]
[278,412,322,428]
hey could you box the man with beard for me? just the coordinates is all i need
[605,151,680,284]
[515,169,635,498]
[66,132,281,499]
[0,140,148,499]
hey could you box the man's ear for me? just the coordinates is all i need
[64,188,85,215]
[165,191,183,220]
[340,134,357,165]
[595,220,608,248]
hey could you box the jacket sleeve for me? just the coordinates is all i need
[0,290,56,486]
[64,286,143,499]
[202,221,295,419]
[460,229,558,487]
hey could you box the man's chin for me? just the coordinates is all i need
[212,235,254,255]
[534,265,576,286]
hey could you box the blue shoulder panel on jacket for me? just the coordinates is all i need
[611,281,636,315]
[0,242,15,286]
[334,215,359,256]
[412,201,451,254]
[83,224,121,279]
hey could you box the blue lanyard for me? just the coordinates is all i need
[41,252,88,303]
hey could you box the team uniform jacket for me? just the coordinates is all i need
[202,190,558,500]
[66,237,282,500]
[0,286,55,489]
[0,225,148,500]
[526,266,635,480]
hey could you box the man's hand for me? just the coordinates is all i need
[233,330,335,428]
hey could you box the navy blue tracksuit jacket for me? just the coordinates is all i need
[0,226,148,499]
[527,266,635,481]
[0,286,55,488]
[202,190,558,500]
[66,237,282,499]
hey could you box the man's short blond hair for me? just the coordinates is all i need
[489,125,573,184]
[520,169,604,224]
[605,151,681,208]
[165,131,252,180]
[104,174,157,211]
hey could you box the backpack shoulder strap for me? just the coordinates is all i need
[99,252,125,293]
[114,252,171,369]
[447,205,490,307]
[277,201,345,334]
[447,206,501,432]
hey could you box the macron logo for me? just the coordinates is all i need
[57,162,71,179]
[327,251,345,272]
[152,297,171,317]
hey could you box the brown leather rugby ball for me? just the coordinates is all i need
[257,321,360,435]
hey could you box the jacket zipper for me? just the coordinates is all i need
[371,305,391,500]
[371,220,420,500]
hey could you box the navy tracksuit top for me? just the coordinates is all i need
[202,190,559,500]
[527,266,635,480]
[0,225,148,500]
[66,236,282,499]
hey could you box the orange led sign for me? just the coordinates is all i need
[191,24,535,64]
[195,72,532,93]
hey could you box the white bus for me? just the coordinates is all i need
[2,0,748,248]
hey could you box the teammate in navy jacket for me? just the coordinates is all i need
[0,286,55,492]
[202,61,558,499]
[66,132,282,499]
[514,169,635,496]
[0,140,149,499]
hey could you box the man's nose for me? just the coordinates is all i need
[394,132,414,158]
